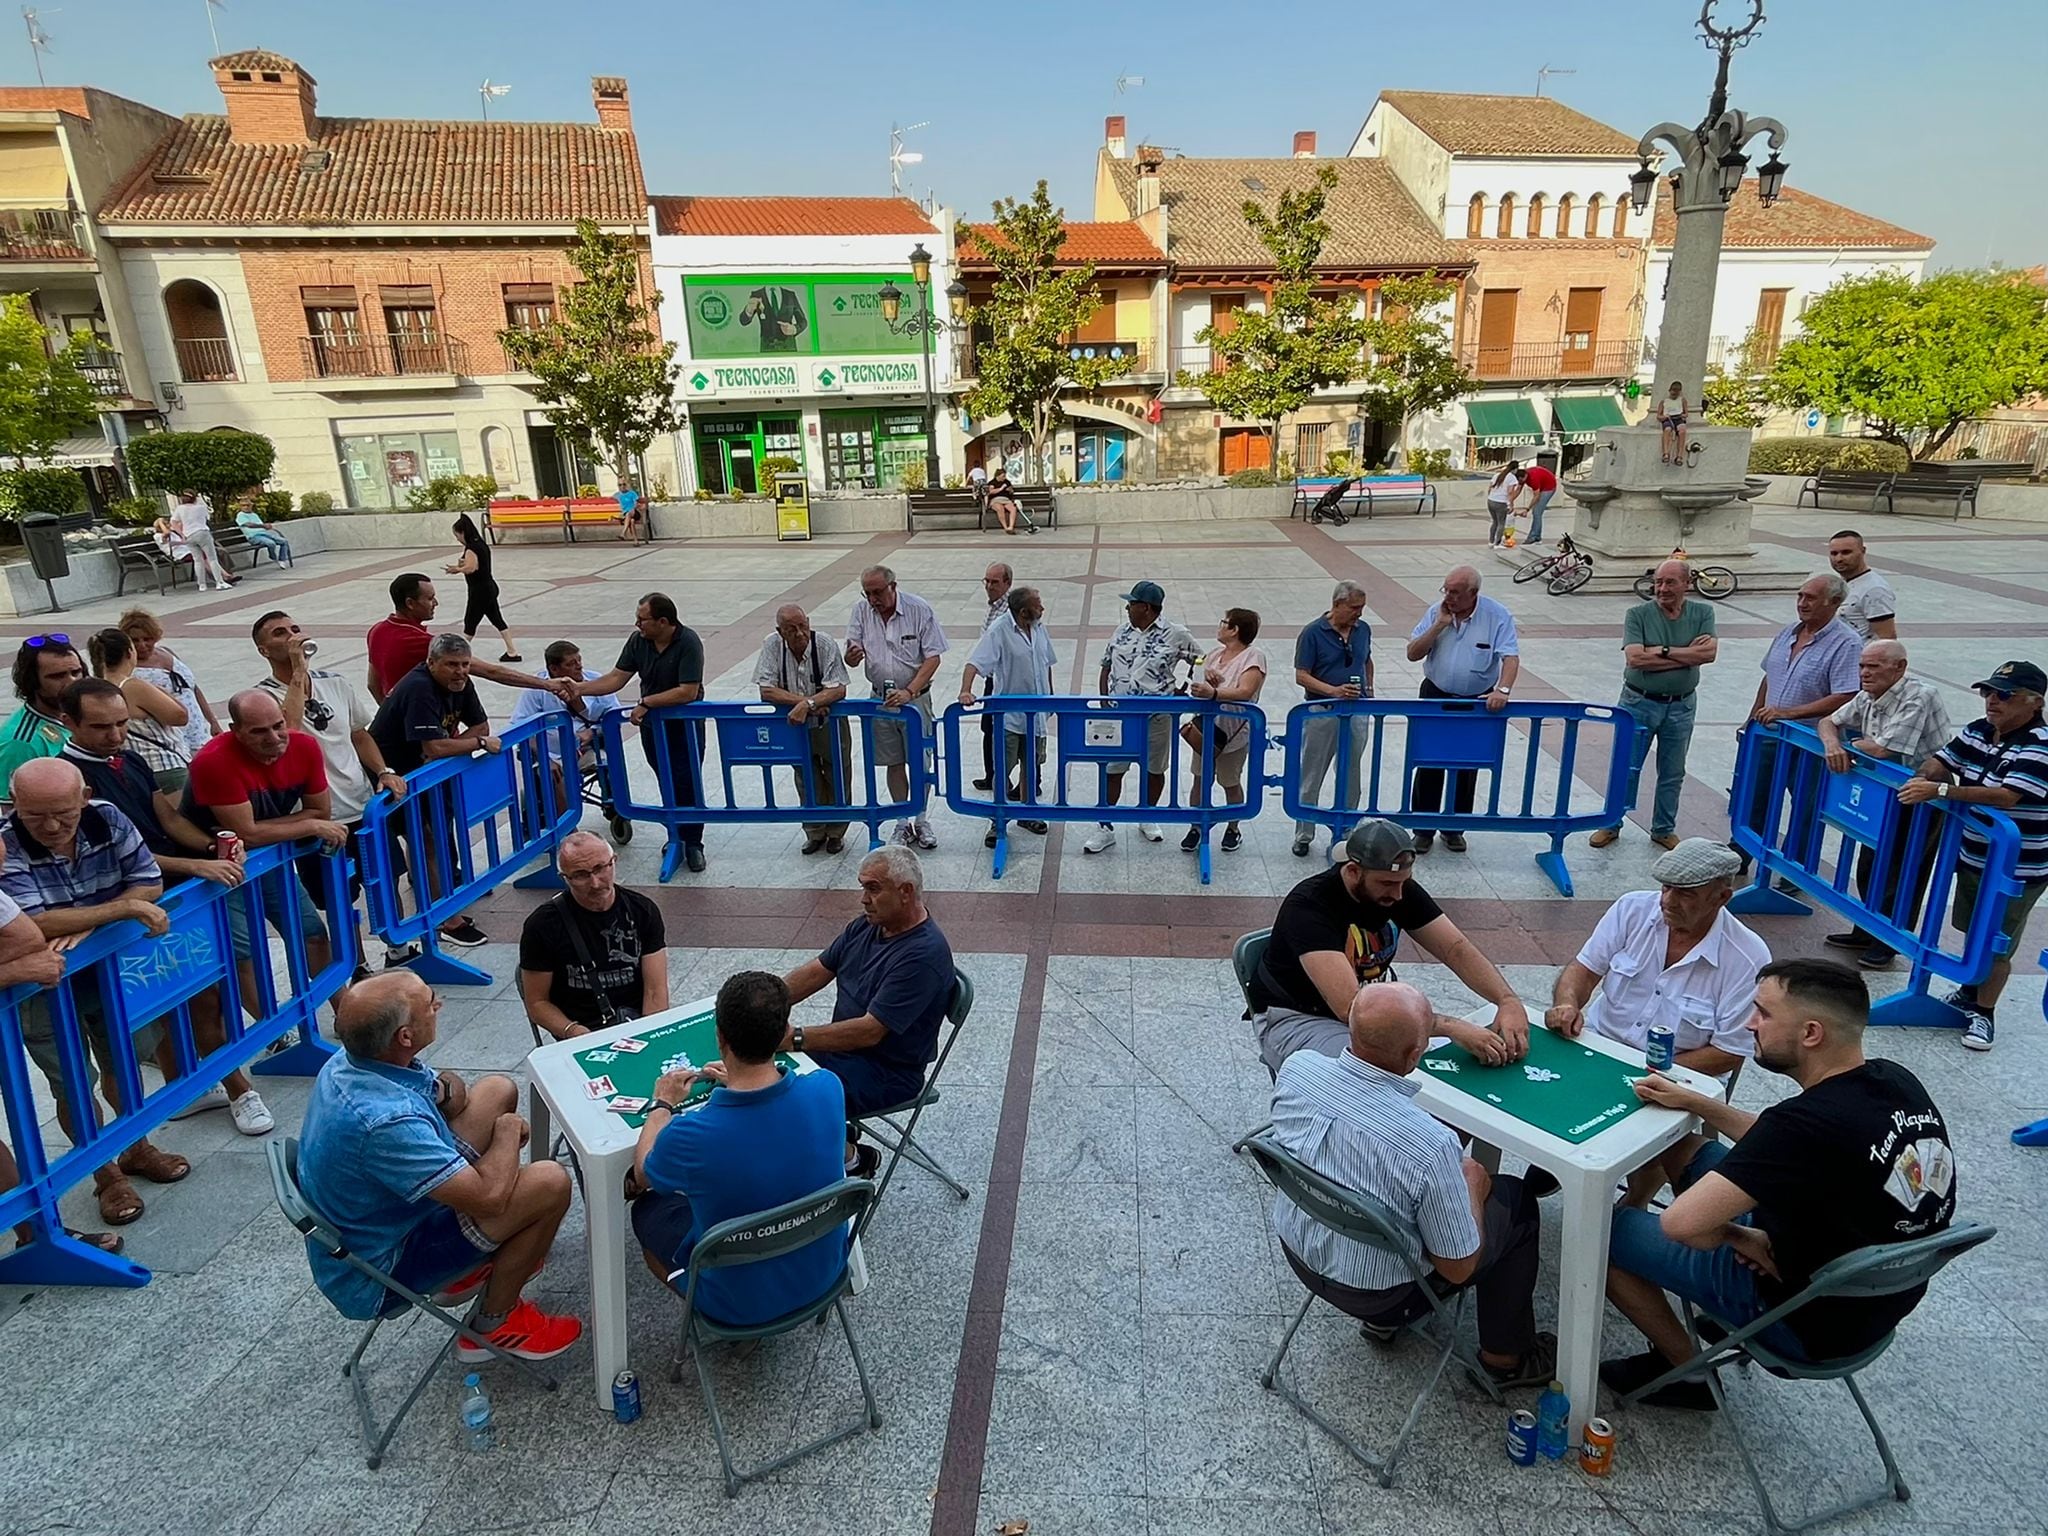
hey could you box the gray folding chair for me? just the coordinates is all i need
[1618,1220,1996,1534]
[1232,928,1270,1013]
[1235,1127,1502,1487]
[265,1137,560,1470]
[856,969,974,1214]
[668,1177,882,1496]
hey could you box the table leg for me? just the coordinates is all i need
[584,1153,632,1413]
[1555,1169,1614,1445]
[528,1080,552,1164]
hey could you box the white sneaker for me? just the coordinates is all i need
[170,1086,231,1120]
[1138,823,1164,843]
[230,1089,275,1136]
[1083,825,1117,854]
[892,820,917,847]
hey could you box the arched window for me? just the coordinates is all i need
[1555,194,1576,239]
[1466,193,1487,238]
[1612,199,1629,238]
[1525,194,1547,240]
[1586,194,1606,239]
[163,279,237,382]
[1496,193,1516,238]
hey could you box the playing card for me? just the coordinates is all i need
[1522,1065,1561,1083]
[611,1038,648,1054]
[582,1049,619,1065]
[661,1052,695,1075]
[607,1096,650,1116]
[584,1074,617,1099]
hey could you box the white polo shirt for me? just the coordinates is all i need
[1576,890,1769,1059]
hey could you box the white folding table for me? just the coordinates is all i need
[1408,1004,1723,1442]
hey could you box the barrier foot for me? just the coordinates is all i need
[0,1220,150,1288]
[513,864,564,892]
[990,827,1009,881]
[659,838,682,884]
[1535,840,1574,898]
[1868,991,1967,1031]
[1728,876,1810,917]
[407,943,493,988]
[2014,1118,2048,1148]
[1198,834,1213,887]
[252,1027,338,1078]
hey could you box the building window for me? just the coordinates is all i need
[502,282,555,332]
[1496,193,1516,239]
[379,285,448,374]
[1075,425,1131,483]
[1525,194,1547,240]
[1752,288,1790,369]
[163,278,236,382]
[302,286,370,377]
[1220,427,1270,476]
[1466,193,1486,238]
[1612,200,1629,238]
[1586,194,1606,238]
[1295,423,1326,476]
[1555,194,1576,239]
[336,428,463,510]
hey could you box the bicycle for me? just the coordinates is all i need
[1633,563,1738,601]
[1513,532,1594,595]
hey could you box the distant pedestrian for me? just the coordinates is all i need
[171,490,235,591]
[1291,581,1373,859]
[1484,461,1522,548]
[973,562,1014,793]
[1181,607,1267,854]
[444,515,521,663]
[844,565,947,851]
[1084,580,1201,854]
[1521,460,1559,544]
[1591,560,1718,851]
[1826,530,1898,641]
[1405,566,1518,853]
[617,478,648,545]
[234,501,293,567]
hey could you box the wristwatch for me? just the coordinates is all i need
[792,1025,807,1051]
[1659,645,1672,659]
[650,1098,686,1116]
[1493,685,1512,697]
[1936,782,1951,800]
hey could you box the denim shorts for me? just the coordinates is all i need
[382,1204,499,1313]
[225,865,329,961]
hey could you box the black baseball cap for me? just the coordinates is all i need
[1974,661,2047,695]
[1119,580,1165,606]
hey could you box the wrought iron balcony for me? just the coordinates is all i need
[300,332,470,380]
[71,344,127,399]
[0,206,89,260]
[1458,338,1644,381]
[173,336,238,382]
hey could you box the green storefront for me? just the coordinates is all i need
[822,407,928,492]
[693,413,803,496]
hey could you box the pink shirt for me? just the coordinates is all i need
[1203,644,1270,702]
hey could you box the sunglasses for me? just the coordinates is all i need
[25,633,70,648]
[1977,687,2015,703]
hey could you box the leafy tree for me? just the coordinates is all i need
[0,293,99,468]
[125,429,276,510]
[1764,268,2048,456]
[962,183,1126,484]
[1701,329,1769,429]
[1180,166,1371,472]
[500,218,682,486]
[0,467,83,520]
[1357,270,1471,465]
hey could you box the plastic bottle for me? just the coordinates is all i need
[1535,1379,1570,1460]
[461,1372,494,1452]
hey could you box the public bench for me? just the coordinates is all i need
[111,527,262,596]
[1293,474,1437,521]
[1357,474,1437,517]
[482,497,627,545]
[1880,472,1979,520]
[904,485,1057,533]
[1795,471,1895,513]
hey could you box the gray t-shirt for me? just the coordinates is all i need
[1840,568,1898,640]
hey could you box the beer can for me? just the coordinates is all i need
[1506,1409,1537,1466]
[612,1369,642,1424]
[1645,1024,1676,1073]
[300,639,319,659]
[1579,1416,1616,1478]
[214,829,242,863]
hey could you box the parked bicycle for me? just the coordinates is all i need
[1632,563,1738,600]
[1513,532,1595,595]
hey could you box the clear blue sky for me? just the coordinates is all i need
[19,0,2037,267]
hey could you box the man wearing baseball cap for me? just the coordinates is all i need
[1246,816,1531,1073]
[1898,659,2048,1052]
[1083,580,1202,854]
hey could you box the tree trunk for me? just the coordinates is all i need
[1921,418,1967,461]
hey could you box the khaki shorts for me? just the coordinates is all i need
[22,980,165,1096]
[1952,863,2048,953]
[871,689,935,768]
[1108,711,1175,774]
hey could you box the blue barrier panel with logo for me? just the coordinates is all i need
[1278,699,1634,897]
[599,700,932,879]
[0,839,355,1289]
[1728,721,2023,1029]
[941,695,1267,884]
[358,712,579,986]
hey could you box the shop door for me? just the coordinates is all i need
[1476,290,1518,379]
[1220,427,1270,475]
[726,439,758,494]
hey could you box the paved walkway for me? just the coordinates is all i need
[4,503,2045,1536]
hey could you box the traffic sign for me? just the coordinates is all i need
[1805,407,1822,430]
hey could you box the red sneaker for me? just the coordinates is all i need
[433,1255,542,1306]
[456,1298,582,1363]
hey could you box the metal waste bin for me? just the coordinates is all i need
[18,513,69,613]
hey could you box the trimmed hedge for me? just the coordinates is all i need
[126,429,278,509]
[0,467,84,520]
[405,474,500,512]
[1749,436,1910,476]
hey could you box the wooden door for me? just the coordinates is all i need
[1560,288,1601,375]
[1209,294,1244,372]
[1476,290,1518,378]
[1753,288,1789,368]
[1219,427,1271,475]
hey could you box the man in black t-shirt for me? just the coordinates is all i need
[517,831,669,1039]
[575,593,709,873]
[1603,959,1957,1408]
[1250,817,1531,1075]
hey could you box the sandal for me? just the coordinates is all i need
[11,1222,125,1254]
[95,1176,146,1226]
[118,1141,191,1184]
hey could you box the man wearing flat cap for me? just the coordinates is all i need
[1248,817,1531,1074]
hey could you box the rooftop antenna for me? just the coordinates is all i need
[889,120,927,197]
[1535,63,1576,96]
[479,78,512,120]
[22,6,53,85]
[1114,70,1144,95]
[202,0,222,55]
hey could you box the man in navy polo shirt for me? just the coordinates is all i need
[782,846,953,1176]
[630,970,850,1323]
[1292,580,1374,858]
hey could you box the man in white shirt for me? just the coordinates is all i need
[1827,530,1898,641]
[1084,580,1202,853]
[754,606,852,856]
[1405,565,1520,854]
[506,641,623,770]
[844,564,947,850]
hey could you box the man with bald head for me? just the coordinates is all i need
[1269,980,1554,1387]
[1406,565,1519,853]
[1593,558,1720,851]
[755,602,853,855]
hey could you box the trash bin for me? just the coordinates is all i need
[18,513,69,613]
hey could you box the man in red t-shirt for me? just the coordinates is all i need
[366,572,574,703]
[1522,462,1560,543]
[184,690,349,997]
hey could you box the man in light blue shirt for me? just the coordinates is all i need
[1405,566,1519,853]
[507,640,621,780]
[960,586,1056,841]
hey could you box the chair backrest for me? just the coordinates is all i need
[1232,929,1271,1010]
[1798,1220,1994,1302]
[1240,1131,1433,1290]
[266,1136,346,1258]
[691,1177,876,1273]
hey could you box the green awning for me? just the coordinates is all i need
[1553,394,1627,444]
[1465,398,1544,447]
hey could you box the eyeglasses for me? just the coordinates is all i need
[563,860,616,880]
[25,633,69,648]
[1978,687,2016,703]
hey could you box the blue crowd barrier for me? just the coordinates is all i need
[2021,969,2048,1147]
[940,695,1269,884]
[0,840,355,1289]
[358,712,580,987]
[1278,698,1635,896]
[599,700,933,880]
[1727,721,2023,1029]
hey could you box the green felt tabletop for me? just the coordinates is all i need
[1419,1024,1651,1145]
[569,1008,799,1129]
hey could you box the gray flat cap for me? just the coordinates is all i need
[1650,837,1744,888]
[1344,818,1417,870]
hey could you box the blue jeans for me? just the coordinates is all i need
[1611,687,1696,839]
[1608,1142,1810,1362]
[244,529,292,565]
[1525,489,1555,542]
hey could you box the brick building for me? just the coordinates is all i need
[95,51,670,508]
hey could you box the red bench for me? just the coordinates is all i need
[481,497,629,545]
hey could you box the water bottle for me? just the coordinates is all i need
[1535,1379,1570,1461]
[461,1372,494,1452]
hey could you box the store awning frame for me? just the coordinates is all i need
[1553,394,1627,445]
[16,433,115,469]
[1464,398,1543,448]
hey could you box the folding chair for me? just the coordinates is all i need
[1235,1128,1502,1487]
[855,969,974,1215]
[669,1177,882,1496]
[1231,928,1270,1014]
[265,1137,560,1470]
[1617,1220,1996,1534]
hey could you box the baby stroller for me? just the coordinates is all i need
[1307,476,1359,526]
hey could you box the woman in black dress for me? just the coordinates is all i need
[445,514,522,662]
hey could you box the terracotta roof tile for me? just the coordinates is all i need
[98,112,646,227]
[956,220,1162,267]
[1103,155,1463,272]
[1652,180,1933,251]
[1378,91,1640,157]
[652,196,935,237]
[208,49,311,75]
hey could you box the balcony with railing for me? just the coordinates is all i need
[1458,338,1644,382]
[958,337,1154,387]
[71,344,129,400]
[174,335,238,383]
[298,332,470,384]
[0,207,90,261]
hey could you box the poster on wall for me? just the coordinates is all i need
[384,450,422,488]
[682,275,922,359]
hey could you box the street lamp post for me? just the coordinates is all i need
[878,242,969,488]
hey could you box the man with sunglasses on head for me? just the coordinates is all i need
[1,634,83,787]
[1897,659,2048,1052]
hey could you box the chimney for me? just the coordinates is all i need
[1292,130,1317,158]
[1104,114,1127,159]
[1133,145,1162,216]
[212,51,317,146]
[592,75,632,132]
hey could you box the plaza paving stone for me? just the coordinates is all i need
[3,501,2045,1535]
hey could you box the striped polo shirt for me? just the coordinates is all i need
[1936,716,2048,881]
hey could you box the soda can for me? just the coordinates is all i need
[300,639,319,659]
[1506,1409,1537,1466]
[1644,1024,1676,1073]
[214,829,242,863]
[1579,1416,1616,1478]
[612,1370,642,1424]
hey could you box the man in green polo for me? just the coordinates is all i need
[1592,560,1718,852]
[0,637,82,789]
